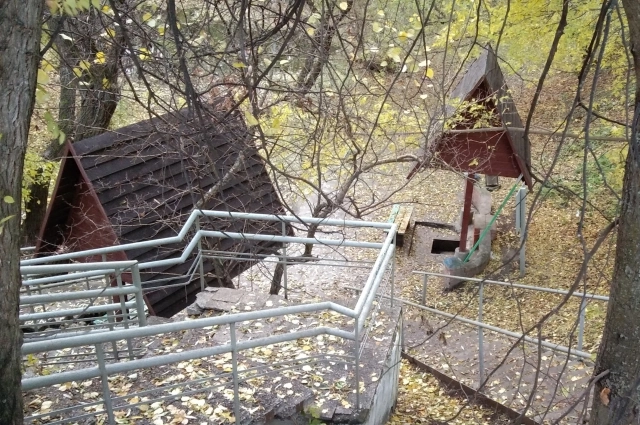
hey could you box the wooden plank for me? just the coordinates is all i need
[387,204,401,223]
[398,206,414,234]
[113,181,278,241]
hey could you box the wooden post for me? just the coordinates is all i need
[459,176,474,252]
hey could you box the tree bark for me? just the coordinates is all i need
[590,1,640,424]
[22,10,123,244]
[73,8,123,140]
[270,258,285,295]
[0,0,44,422]
[296,0,352,94]
[22,177,49,246]
[22,34,79,245]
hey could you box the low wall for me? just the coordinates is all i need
[362,313,403,425]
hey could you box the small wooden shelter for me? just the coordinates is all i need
[409,45,532,251]
[36,106,289,317]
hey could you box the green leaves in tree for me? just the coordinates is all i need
[44,111,66,144]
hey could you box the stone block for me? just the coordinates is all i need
[195,287,247,311]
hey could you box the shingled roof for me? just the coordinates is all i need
[36,105,289,317]
[410,45,532,187]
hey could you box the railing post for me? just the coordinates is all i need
[281,221,288,300]
[390,235,396,309]
[517,187,527,278]
[478,281,485,389]
[115,269,135,360]
[96,344,116,425]
[101,253,109,309]
[577,296,587,352]
[230,322,241,423]
[421,274,428,306]
[105,311,120,361]
[354,323,360,410]
[196,216,206,292]
[36,281,46,312]
[25,283,36,314]
[131,263,146,327]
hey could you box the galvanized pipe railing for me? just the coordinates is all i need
[20,211,397,424]
[20,262,147,364]
[413,270,607,388]
[22,302,365,424]
[21,210,393,267]
[23,302,356,356]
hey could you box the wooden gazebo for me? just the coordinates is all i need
[410,45,532,251]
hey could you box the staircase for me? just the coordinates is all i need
[403,315,593,424]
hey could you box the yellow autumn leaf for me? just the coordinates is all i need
[36,87,50,103]
[610,126,623,136]
[338,1,348,11]
[73,67,83,77]
[105,28,116,38]
[78,60,91,70]
[232,62,246,68]
[426,67,434,78]
[387,47,402,63]
[469,158,479,167]
[102,78,110,89]
[41,60,55,73]
[138,48,150,60]
[158,27,165,36]
[37,69,49,85]
[102,5,111,13]
[308,12,321,24]
[398,31,409,42]
[46,0,59,14]
[94,51,106,64]
[142,12,152,22]
[244,112,259,127]
[307,27,315,36]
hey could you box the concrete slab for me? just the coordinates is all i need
[195,287,247,311]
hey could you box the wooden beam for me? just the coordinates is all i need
[446,126,629,142]
[459,176,474,252]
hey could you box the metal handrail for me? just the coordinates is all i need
[412,270,607,387]
[21,211,397,425]
[20,210,393,267]
[344,285,592,359]
[412,271,609,301]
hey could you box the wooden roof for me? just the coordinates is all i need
[37,105,289,317]
[410,45,532,188]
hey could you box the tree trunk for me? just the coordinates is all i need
[270,258,285,295]
[22,10,122,244]
[20,58,75,244]
[590,2,640,424]
[0,0,44,422]
[296,0,352,94]
[73,7,123,140]
[74,61,120,140]
[21,177,49,246]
